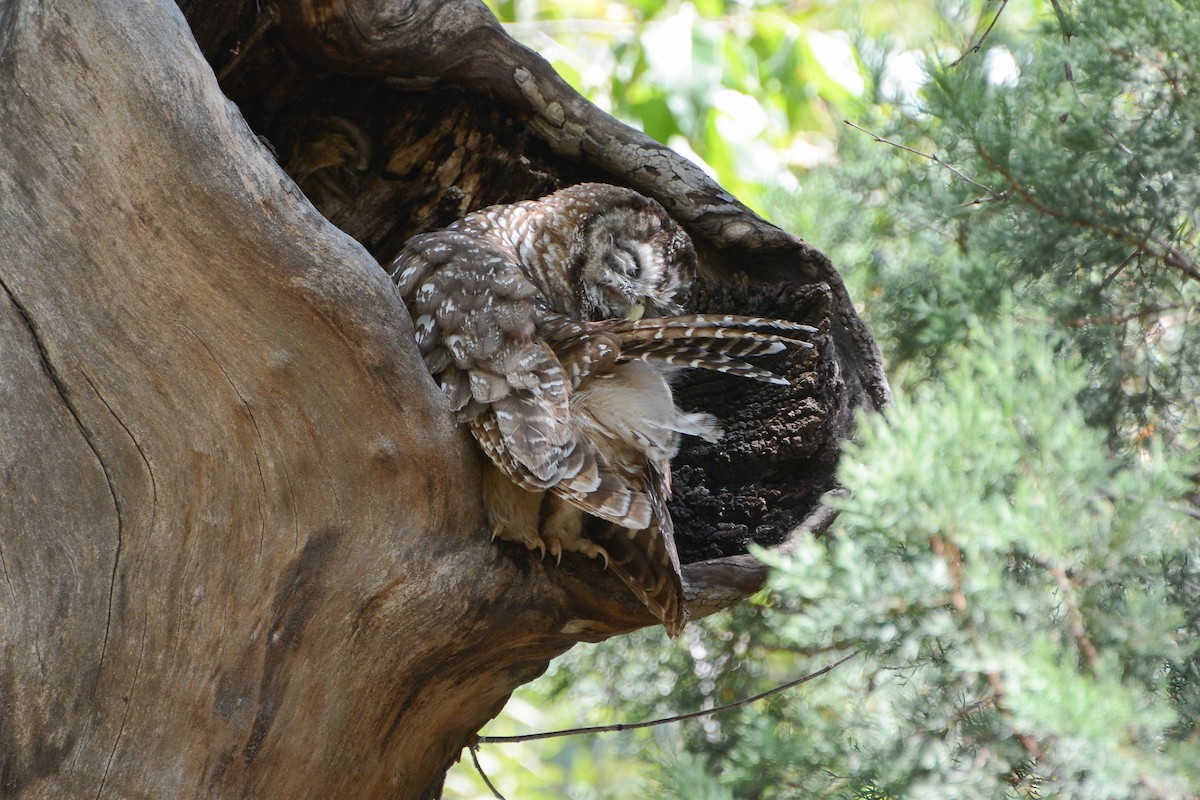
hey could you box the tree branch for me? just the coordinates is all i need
[1048,564,1100,673]
[476,651,858,744]
[975,143,1200,283]
[469,745,507,800]
[950,0,1010,68]
[845,120,1002,199]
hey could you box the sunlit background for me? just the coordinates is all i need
[447,2,1200,798]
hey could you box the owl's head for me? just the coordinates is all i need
[569,187,696,321]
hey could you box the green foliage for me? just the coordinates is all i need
[487,0,886,209]
[454,2,1200,798]
[760,319,1197,797]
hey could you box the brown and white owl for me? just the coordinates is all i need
[390,183,813,636]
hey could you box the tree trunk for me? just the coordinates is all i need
[0,1,888,798]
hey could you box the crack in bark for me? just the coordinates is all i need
[0,542,46,676]
[78,368,160,568]
[92,613,148,800]
[0,275,125,695]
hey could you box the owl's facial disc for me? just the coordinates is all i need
[578,223,683,319]
[581,246,652,319]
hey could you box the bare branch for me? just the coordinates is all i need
[950,0,1010,68]
[469,745,507,800]
[845,120,1002,199]
[476,652,858,744]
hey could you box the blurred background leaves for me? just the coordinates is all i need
[447,2,1200,797]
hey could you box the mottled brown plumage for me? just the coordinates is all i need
[390,183,813,636]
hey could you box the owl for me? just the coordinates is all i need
[390,183,814,636]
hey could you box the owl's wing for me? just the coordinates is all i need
[392,231,592,492]
[601,314,816,383]
[541,314,815,388]
[530,313,818,532]
[394,233,660,534]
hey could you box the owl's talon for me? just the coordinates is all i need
[583,544,610,570]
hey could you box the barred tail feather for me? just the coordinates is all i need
[595,521,687,637]
[552,465,655,530]
[611,314,817,340]
[607,457,686,636]
[596,313,815,385]
[628,345,791,385]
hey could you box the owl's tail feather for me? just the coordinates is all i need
[597,522,687,637]
[633,346,790,385]
[584,460,687,637]
[609,314,817,342]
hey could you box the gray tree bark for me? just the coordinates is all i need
[0,1,887,798]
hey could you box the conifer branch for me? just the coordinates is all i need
[1048,565,1100,672]
[975,144,1200,283]
[1048,0,1075,42]
[476,652,858,744]
[1099,249,1140,291]
[1063,304,1193,329]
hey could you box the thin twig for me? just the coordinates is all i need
[844,120,1001,198]
[951,693,997,724]
[1048,565,1100,672]
[217,5,280,81]
[477,652,858,744]
[1099,249,1140,291]
[469,745,507,800]
[1063,303,1192,328]
[950,0,1010,68]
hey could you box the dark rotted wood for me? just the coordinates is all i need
[0,1,889,798]
[672,277,841,562]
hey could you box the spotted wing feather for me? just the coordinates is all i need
[393,231,585,489]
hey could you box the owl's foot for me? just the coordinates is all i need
[528,536,547,559]
[491,522,548,557]
[541,495,618,569]
[483,462,547,556]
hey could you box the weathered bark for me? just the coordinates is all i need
[0,1,887,798]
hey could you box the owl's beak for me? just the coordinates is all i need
[624,303,646,321]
